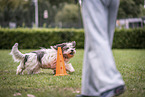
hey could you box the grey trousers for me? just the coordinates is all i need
[81,0,125,96]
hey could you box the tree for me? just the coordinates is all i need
[0,0,32,27]
[55,4,79,23]
[0,0,144,27]
[118,0,144,19]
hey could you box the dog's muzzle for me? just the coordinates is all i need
[70,50,75,55]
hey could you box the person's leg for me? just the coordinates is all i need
[100,1,126,96]
[108,0,120,47]
[80,0,124,96]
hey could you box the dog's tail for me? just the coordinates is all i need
[10,43,25,62]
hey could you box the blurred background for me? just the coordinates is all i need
[0,0,144,29]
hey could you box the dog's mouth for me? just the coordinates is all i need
[70,52,74,55]
[63,51,75,59]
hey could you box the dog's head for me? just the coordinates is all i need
[52,41,76,59]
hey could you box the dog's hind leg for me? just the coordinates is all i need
[16,62,25,75]
[32,64,41,74]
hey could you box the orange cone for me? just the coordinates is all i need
[55,47,68,76]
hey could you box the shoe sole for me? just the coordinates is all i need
[114,86,126,96]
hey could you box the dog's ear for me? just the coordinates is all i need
[72,41,76,47]
[52,43,66,50]
[57,43,66,48]
[51,46,57,50]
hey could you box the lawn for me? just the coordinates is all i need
[0,49,145,97]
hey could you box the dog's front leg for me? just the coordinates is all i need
[65,63,75,72]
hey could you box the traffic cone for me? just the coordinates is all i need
[55,47,68,76]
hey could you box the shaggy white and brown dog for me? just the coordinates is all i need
[10,41,76,75]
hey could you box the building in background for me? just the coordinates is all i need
[116,17,145,29]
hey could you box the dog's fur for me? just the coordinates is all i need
[10,41,76,75]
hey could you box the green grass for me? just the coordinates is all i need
[0,49,145,97]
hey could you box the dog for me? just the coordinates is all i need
[10,41,76,75]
